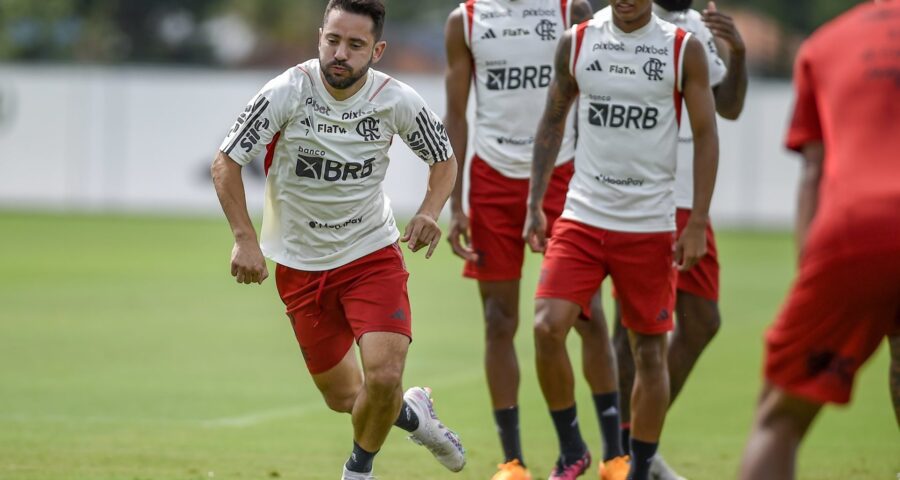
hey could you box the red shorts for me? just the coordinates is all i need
[464,155,574,281]
[536,219,677,335]
[765,247,900,404]
[676,208,720,301]
[275,244,412,375]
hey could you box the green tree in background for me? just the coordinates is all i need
[0,0,869,73]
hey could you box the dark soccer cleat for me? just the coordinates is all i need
[548,450,591,480]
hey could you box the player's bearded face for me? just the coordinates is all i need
[654,0,693,11]
[322,56,373,90]
[318,9,384,91]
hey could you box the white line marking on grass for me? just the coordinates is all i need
[0,413,187,425]
[200,402,322,428]
[201,370,482,429]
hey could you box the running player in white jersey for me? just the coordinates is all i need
[211,2,465,479]
[524,0,718,478]
[443,2,625,479]
[601,2,746,479]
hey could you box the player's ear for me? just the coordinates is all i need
[371,41,387,64]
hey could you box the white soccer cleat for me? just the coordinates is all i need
[403,386,466,472]
[341,466,375,480]
[649,454,687,480]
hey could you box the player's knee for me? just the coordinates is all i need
[632,337,666,372]
[483,302,518,343]
[534,315,568,345]
[678,295,721,342]
[695,302,721,341]
[364,365,404,400]
[755,386,821,435]
[322,390,356,413]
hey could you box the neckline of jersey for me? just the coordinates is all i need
[609,12,657,38]
[313,60,375,106]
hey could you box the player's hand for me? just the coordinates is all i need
[523,207,549,253]
[231,239,268,284]
[402,213,442,259]
[702,2,745,56]
[675,218,708,272]
[447,210,478,262]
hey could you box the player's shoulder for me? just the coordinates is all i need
[673,8,708,34]
[651,13,682,36]
[262,60,314,97]
[666,7,704,26]
[367,69,426,110]
[803,2,885,55]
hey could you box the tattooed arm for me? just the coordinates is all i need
[524,29,580,253]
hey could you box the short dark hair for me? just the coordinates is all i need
[324,0,386,41]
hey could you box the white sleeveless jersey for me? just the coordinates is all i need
[220,59,453,271]
[461,0,576,178]
[653,6,726,209]
[564,13,691,232]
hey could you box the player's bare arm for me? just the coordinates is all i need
[402,155,458,259]
[703,1,747,119]
[210,151,268,285]
[677,35,718,271]
[524,30,578,253]
[794,141,824,258]
[443,7,477,262]
[570,0,594,24]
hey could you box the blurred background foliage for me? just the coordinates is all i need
[0,0,865,75]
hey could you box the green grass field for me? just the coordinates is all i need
[0,211,896,480]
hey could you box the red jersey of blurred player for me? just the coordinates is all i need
[741,2,900,479]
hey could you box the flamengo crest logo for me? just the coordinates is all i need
[535,19,556,41]
[356,117,380,141]
[643,58,666,81]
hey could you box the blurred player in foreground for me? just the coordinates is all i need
[740,1,900,478]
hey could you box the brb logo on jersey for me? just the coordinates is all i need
[487,65,552,90]
[643,58,666,81]
[534,20,556,41]
[356,117,380,141]
[589,103,659,130]
[296,148,375,182]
